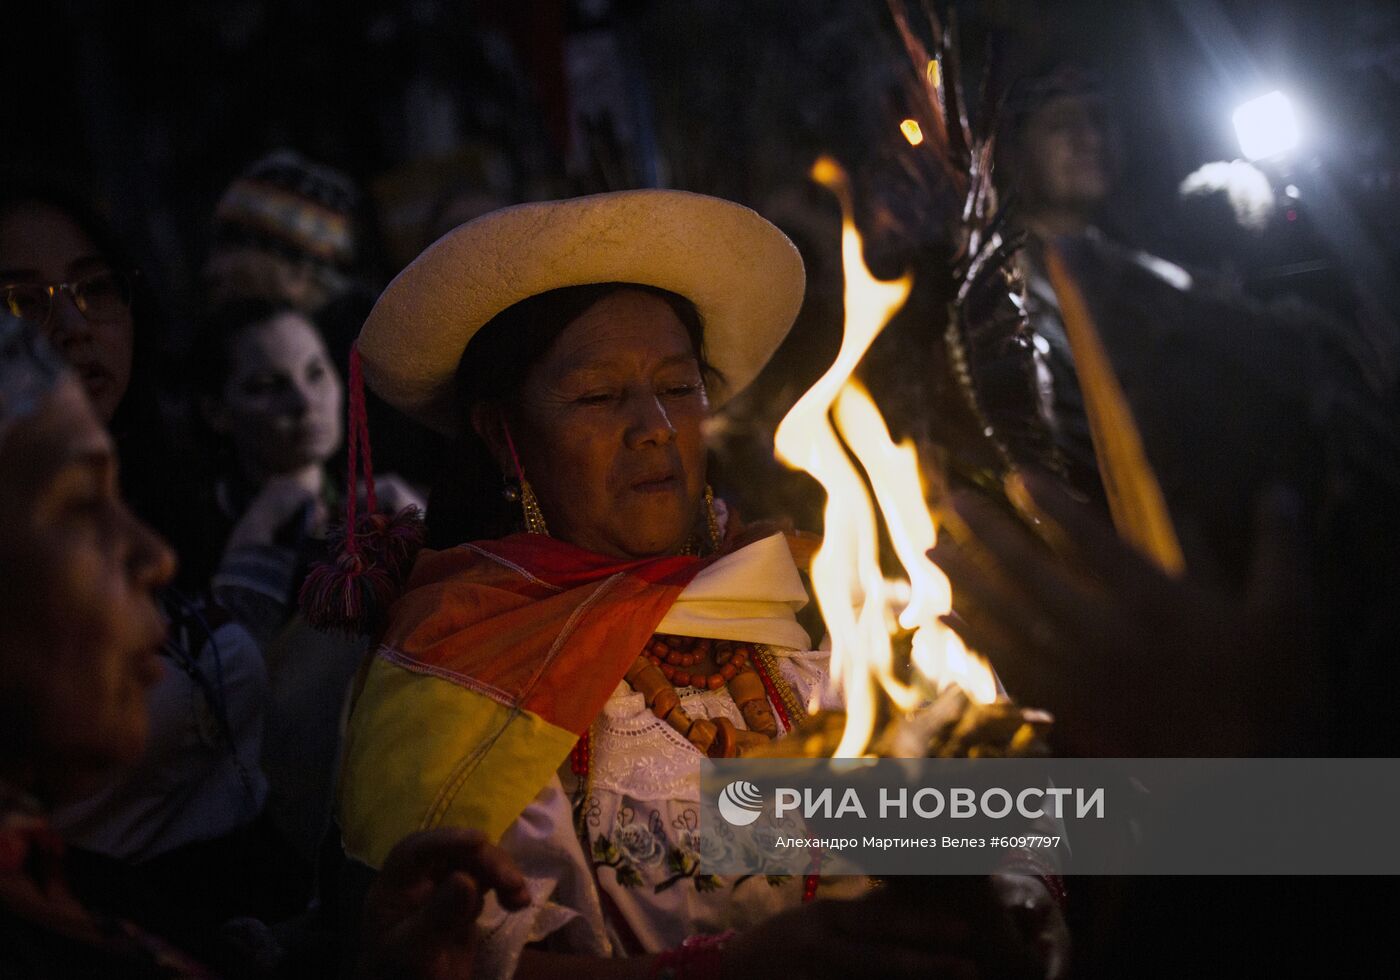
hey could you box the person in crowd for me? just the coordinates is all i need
[0,188,170,504]
[188,298,346,589]
[191,297,419,868]
[203,148,386,415]
[994,70,1400,635]
[331,191,1068,978]
[0,190,307,942]
[996,67,1122,504]
[0,311,530,978]
[999,68,1117,245]
[205,148,442,564]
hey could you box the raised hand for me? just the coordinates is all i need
[224,473,324,552]
[930,472,1325,756]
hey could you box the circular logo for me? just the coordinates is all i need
[717,780,764,826]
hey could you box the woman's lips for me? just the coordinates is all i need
[631,473,679,493]
[284,421,333,446]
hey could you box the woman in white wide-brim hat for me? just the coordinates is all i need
[333,190,1064,979]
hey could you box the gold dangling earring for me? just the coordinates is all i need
[520,477,550,536]
[501,421,549,536]
[703,484,721,552]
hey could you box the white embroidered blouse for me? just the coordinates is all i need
[471,534,861,979]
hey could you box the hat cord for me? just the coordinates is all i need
[501,419,525,482]
[343,343,377,554]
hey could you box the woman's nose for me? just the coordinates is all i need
[47,291,92,350]
[126,507,177,592]
[1071,119,1104,154]
[625,393,677,448]
[282,383,311,417]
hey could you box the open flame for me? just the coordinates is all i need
[774,156,997,757]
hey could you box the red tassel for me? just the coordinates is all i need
[299,344,426,635]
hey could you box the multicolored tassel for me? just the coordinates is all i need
[300,343,425,634]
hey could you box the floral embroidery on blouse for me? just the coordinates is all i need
[580,794,804,895]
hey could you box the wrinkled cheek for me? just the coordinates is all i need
[543,437,612,510]
[676,428,710,488]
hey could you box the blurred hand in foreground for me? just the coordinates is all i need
[930,472,1326,756]
[358,828,531,980]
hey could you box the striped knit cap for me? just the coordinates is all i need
[212,149,358,268]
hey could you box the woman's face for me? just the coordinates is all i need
[0,202,135,424]
[0,379,174,790]
[505,290,710,558]
[209,311,344,481]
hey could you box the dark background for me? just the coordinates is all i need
[6,0,1397,309]
[5,0,1398,511]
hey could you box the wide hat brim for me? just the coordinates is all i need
[357,189,806,435]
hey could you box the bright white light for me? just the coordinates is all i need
[1232,91,1300,161]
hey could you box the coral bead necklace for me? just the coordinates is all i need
[644,634,749,691]
[622,633,782,758]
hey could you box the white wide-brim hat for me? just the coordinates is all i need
[357,189,806,435]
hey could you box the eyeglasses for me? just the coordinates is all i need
[1,269,135,327]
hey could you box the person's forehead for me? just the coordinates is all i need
[1030,94,1102,128]
[232,313,327,364]
[0,202,108,280]
[546,293,695,368]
